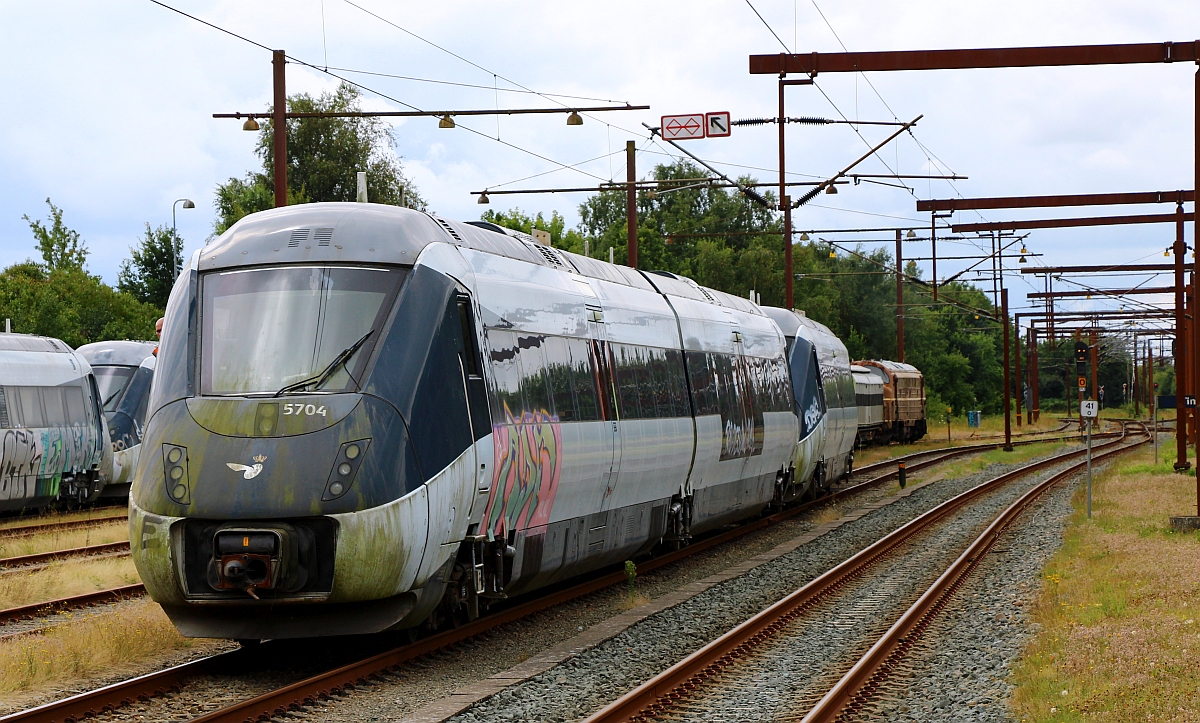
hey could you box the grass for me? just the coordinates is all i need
[854,414,1074,468]
[0,522,128,560]
[1009,445,1200,722]
[0,599,202,696]
[0,557,139,610]
[892,441,1070,492]
[0,507,125,531]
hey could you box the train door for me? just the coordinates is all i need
[456,293,491,520]
[586,305,622,526]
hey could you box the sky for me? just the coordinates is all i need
[0,0,1196,331]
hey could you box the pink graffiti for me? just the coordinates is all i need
[480,403,562,541]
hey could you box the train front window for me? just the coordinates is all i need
[93,366,135,412]
[200,266,405,396]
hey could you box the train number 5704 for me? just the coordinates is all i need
[283,403,328,417]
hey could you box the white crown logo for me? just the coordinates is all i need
[253,454,267,464]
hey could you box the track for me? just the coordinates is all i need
[0,513,127,540]
[581,423,1144,723]
[0,428,1111,723]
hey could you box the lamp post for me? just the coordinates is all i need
[172,198,194,280]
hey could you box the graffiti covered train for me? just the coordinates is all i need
[0,334,112,509]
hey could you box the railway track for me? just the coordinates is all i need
[0,513,127,540]
[0,541,130,571]
[0,429,1113,723]
[0,427,1094,720]
[581,423,1146,723]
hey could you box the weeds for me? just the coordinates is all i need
[0,599,201,696]
[0,557,139,610]
[1009,446,1200,721]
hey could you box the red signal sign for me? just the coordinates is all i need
[661,114,705,140]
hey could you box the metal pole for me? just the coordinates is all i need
[1176,201,1190,471]
[1003,288,1012,451]
[171,203,178,278]
[1086,416,1093,518]
[1031,328,1040,422]
[780,77,793,309]
[626,141,637,268]
[1015,316,1023,426]
[896,229,904,361]
[273,50,288,208]
[1090,329,1099,406]
[931,212,938,301]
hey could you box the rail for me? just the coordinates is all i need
[582,423,1141,722]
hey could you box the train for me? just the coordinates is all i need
[851,360,927,446]
[0,333,112,509]
[77,340,158,498]
[129,203,902,641]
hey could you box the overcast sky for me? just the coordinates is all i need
[1,0,1196,324]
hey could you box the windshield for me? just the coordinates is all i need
[94,366,136,412]
[200,265,405,395]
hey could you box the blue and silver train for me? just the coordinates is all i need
[130,203,859,640]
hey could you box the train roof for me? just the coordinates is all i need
[0,333,92,386]
[202,202,764,316]
[77,340,157,367]
[858,359,922,374]
[0,333,72,353]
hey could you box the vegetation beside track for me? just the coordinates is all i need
[0,523,127,560]
[1011,444,1200,722]
[0,557,139,610]
[853,414,1073,468]
[0,599,210,700]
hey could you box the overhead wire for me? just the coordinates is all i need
[147,0,611,183]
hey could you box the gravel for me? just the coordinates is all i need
[850,458,1106,722]
[438,447,1091,723]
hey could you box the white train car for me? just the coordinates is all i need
[0,333,111,509]
[77,340,157,497]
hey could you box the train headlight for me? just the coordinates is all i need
[323,439,371,501]
[162,444,190,504]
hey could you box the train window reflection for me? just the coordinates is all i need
[93,367,135,412]
[200,266,405,395]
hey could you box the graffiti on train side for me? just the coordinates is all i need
[480,403,563,541]
[0,427,95,501]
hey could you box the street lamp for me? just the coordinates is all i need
[172,199,195,280]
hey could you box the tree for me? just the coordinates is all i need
[576,160,783,302]
[480,208,586,249]
[23,199,88,270]
[117,223,183,308]
[213,82,425,234]
[0,264,160,346]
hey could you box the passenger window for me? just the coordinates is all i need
[569,338,601,421]
[516,335,552,415]
[42,388,66,426]
[16,387,44,428]
[543,336,576,422]
[665,350,690,417]
[613,344,640,419]
[487,330,524,423]
[63,386,87,424]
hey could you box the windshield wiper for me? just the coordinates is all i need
[273,329,374,397]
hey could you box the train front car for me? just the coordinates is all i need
[761,309,856,500]
[0,333,111,508]
[133,203,797,641]
[77,340,157,498]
